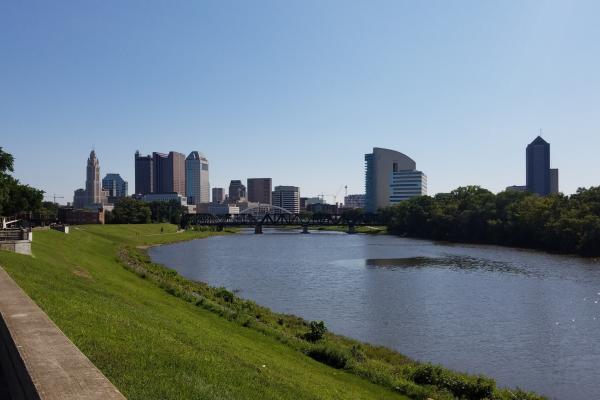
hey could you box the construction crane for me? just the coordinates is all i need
[45,194,64,204]
[316,185,346,205]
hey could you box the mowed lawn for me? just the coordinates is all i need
[0,224,406,400]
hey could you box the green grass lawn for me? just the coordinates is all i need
[0,224,405,400]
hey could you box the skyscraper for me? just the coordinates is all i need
[73,150,108,208]
[272,186,300,213]
[247,178,272,204]
[185,151,210,205]
[526,136,551,196]
[228,180,246,202]
[102,173,128,200]
[134,151,153,195]
[212,187,224,203]
[364,147,425,212]
[389,170,427,204]
[153,151,185,195]
[85,150,108,206]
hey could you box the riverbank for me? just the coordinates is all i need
[0,224,542,400]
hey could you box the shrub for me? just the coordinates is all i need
[302,320,327,342]
[306,344,349,369]
[215,287,234,303]
[412,364,495,399]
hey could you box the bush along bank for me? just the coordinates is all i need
[119,245,544,400]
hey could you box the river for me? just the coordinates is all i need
[149,229,600,399]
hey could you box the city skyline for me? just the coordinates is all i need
[3,1,600,202]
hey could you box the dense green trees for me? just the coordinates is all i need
[107,198,185,225]
[0,147,44,216]
[382,186,600,256]
[107,198,151,224]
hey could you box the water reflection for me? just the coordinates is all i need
[365,255,529,275]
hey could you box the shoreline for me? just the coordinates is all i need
[138,226,544,400]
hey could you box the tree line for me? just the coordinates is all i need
[0,147,48,216]
[379,185,600,256]
[106,197,186,225]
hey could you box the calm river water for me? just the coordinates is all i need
[149,229,600,399]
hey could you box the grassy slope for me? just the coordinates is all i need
[0,224,404,400]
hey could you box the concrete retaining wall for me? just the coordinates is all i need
[0,241,32,256]
[0,267,126,399]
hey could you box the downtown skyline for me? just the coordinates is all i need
[2,1,600,203]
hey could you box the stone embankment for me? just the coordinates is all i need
[0,266,126,400]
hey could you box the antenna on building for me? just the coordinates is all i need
[539,128,543,138]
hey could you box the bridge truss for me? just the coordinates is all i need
[183,212,380,228]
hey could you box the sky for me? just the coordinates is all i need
[1,0,599,204]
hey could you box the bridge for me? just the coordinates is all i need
[182,205,378,234]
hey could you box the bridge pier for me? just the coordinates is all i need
[347,224,356,234]
[216,224,224,232]
[301,225,310,234]
[254,224,263,234]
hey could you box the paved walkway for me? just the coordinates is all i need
[0,266,126,400]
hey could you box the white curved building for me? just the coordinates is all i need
[364,147,426,212]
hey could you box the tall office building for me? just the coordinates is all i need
[389,170,427,204]
[272,186,300,213]
[185,151,210,205]
[364,147,424,212]
[228,180,246,202]
[134,151,153,195]
[153,151,185,195]
[247,178,272,204]
[526,137,551,196]
[526,136,559,195]
[102,173,128,200]
[212,188,224,203]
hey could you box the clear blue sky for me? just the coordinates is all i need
[1,0,599,204]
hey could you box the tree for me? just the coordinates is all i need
[0,147,44,216]
[111,198,151,224]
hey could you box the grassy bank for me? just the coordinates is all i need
[0,224,543,399]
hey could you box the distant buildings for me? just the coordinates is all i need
[73,150,108,209]
[185,151,210,205]
[272,186,300,213]
[212,187,224,203]
[102,173,128,203]
[153,151,185,196]
[208,203,240,215]
[344,194,365,209]
[135,149,210,208]
[505,185,527,192]
[508,136,559,196]
[228,180,246,203]
[247,178,272,204]
[364,147,427,212]
[134,151,153,195]
[140,192,195,214]
[550,168,559,195]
